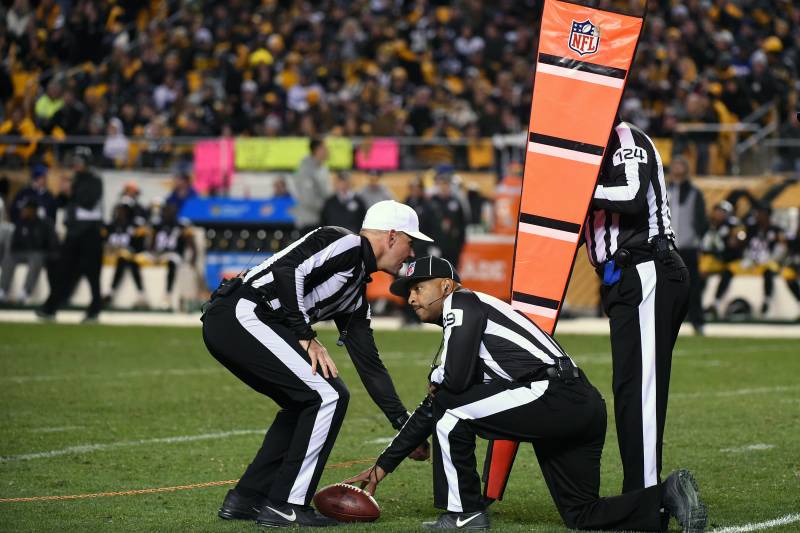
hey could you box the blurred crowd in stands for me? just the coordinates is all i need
[0,0,798,174]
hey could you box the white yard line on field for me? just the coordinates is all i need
[364,437,394,445]
[719,443,775,453]
[3,415,391,463]
[0,429,263,462]
[2,367,223,384]
[709,513,800,533]
[671,385,800,399]
[28,426,85,433]
[574,343,799,363]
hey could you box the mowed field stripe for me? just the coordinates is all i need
[671,385,800,399]
[720,443,775,453]
[0,429,264,462]
[0,458,373,503]
[4,385,796,462]
[2,367,224,384]
[573,343,799,362]
[5,344,792,383]
[2,416,386,463]
[709,513,800,533]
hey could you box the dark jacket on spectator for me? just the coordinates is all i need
[11,217,58,253]
[666,180,708,250]
[320,192,367,234]
[62,170,104,236]
[428,194,467,267]
[10,186,58,223]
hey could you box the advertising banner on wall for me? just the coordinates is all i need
[234,137,353,170]
[205,252,272,290]
[179,197,296,225]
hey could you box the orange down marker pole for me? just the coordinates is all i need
[483,0,645,501]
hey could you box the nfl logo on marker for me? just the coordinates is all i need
[569,20,599,56]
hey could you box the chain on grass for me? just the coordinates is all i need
[0,458,373,503]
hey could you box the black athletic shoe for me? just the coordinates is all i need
[81,314,99,324]
[256,502,338,528]
[218,489,268,520]
[662,469,708,533]
[35,308,55,321]
[422,511,490,530]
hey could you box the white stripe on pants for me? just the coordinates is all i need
[234,299,341,504]
[635,261,658,488]
[436,381,550,511]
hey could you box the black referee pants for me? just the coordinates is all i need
[431,375,664,531]
[43,227,103,317]
[678,248,703,329]
[201,286,349,506]
[600,252,689,493]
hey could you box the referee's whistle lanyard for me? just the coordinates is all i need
[336,275,372,346]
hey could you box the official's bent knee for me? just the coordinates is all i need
[327,379,350,411]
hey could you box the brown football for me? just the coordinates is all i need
[313,483,380,522]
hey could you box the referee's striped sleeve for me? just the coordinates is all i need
[592,123,651,213]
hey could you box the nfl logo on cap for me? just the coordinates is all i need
[569,20,599,56]
[407,261,416,276]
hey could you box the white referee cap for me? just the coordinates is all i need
[361,200,433,242]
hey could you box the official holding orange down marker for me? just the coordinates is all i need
[346,257,706,532]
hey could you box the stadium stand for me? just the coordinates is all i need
[0,0,797,173]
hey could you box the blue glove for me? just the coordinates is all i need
[603,259,622,286]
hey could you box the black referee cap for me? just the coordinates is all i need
[389,256,460,298]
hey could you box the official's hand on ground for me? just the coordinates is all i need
[343,465,386,496]
[408,440,430,461]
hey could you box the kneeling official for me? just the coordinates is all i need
[346,256,707,532]
[202,201,432,527]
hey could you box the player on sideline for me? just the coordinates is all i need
[201,200,432,527]
[346,256,707,532]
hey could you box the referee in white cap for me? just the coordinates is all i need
[201,200,433,527]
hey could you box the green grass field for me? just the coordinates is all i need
[1,323,798,532]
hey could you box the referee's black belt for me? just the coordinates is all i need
[516,358,580,382]
[595,240,677,276]
[545,357,580,381]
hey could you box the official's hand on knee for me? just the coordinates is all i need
[300,339,338,379]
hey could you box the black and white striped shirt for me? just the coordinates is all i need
[243,226,375,340]
[243,225,410,427]
[585,121,674,267]
[429,289,576,393]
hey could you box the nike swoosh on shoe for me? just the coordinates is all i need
[266,506,296,522]
[456,513,482,527]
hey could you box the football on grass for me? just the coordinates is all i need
[313,483,380,522]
